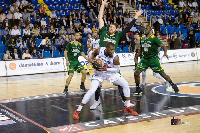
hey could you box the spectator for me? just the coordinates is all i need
[6,10,13,20]
[179,0,187,9]
[158,15,163,25]
[139,22,145,35]
[8,37,17,52]
[103,14,108,26]
[91,24,98,33]
[1,26,10,43]
[21,0,28,6]
[84,23,92,35]
[59,26,67,39]
[124,15,130,25]
[23,25,31,40]
[11,48,20,59]
[193,14,198,24]
[11,25,21,38]
[112,16,117,24]
[121,32,131,50]
[116,25,122,33]
[22,49,32,59]
[35,18,41,28]
[50,10,57,19]
[89,8,97,23]
[171,31,177,39]
[26,37,36,53]
[162,14,169,26]
[48,25,58,41]
[66,16,74,27]
[74,16,81,26]
[15,0,20,8]
[31,24,40,38]
[31,49,42,59]
[124,9,130,18]
[18,17,26,28]
[26,2,36,19]
[40,25,48,38]
[17,36,26,54]
[54,17,60,28]
[39,4,46,18]
[117,15,124,26]
[60,17,67,28]
[179,14,184,24]
[4,50,12,61]
[41,17,47,27]
[170,36,175,49]
[38,37,51,51]
[168,16,174,25]
[55,36,64,53]
[192,0,198,9]
[47,17,55,27]
[22,9,30,21]
[187,30,195,48]
[2,18,11,29]
[74,25,83,33]
[195,40,200,48]
[90,0,98,14]
[67,25,75,35]
[10,2,18,13]
[174,36,181,49]
[26,17,34,29]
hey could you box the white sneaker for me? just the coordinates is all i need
[122,101,135,107]
[90,100,101,110]
[164,82,170,88]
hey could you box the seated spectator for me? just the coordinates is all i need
[158,15,163,26]
[67,16,73,26]
[121,32,131,50]
[74,16,81,26]
[47,17,55,27]
[195,40,200,48]
[59,26,67,39]
[31,24,40,38]
[22,0,28,6]
[1,26,10,43]
[74,25,83,33]
[22,9,30,21]
[179,14,184,24]
[14,9,22,20]
[35,18,41,28]
[174,36,181,49]
[48,25,58,41]
[10,2,18,13]
[84,23,92,35]
[19,17,26,28]
[60,16,67,28]
[2,18,11,29]
[39,4,47,18]
[31,49,42,59]
[187,0,193,8]
[26,37,36,53]
[179,0,186,10]
[162,14,169,26]
[171,31,177,39]
[38,37,51,51]
[54,17,60,28]
[170,36,175,49]
[26,2,36,19]
[41,17,47,27]
[91,24,98,33]
[0,13,6,23]
[124,15,130,25]
[6,10,13,20]
[89,8,97,23]
[152,0,158,10]
[50,10,57,19]
[168,16,174,25]
[26,17,34,29]
[4,50,12,61]
[103,14,108,26]
[67,25,75,35]
[22,49,32,59]
[55,36,64,53]
[11,48,20,59]
[192,0,198,9]
[40,25,48,38]
[193,14,198,24]
[11,25,21,38]
[8,37,16,52]
[157,0,163,10]
[16,0,20,8]
[17,36,27,55]
[124,9,130,18]
[116,25,122,33]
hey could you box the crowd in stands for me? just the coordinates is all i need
[0,0,200,61]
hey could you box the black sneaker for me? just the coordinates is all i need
[87,72,90,75]
[63,89,68,95]
[133,87,142,95]
[80,85,88,92]
[172,84,179,93]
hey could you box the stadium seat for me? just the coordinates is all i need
[116,47,123,53]
[59,10,65,16]
[161,27,167,35]
[74,0,81,4]
[53,50,62,57]
[57,0,63,4]
[36,39,43,47]
[63,0,69,4]
[32,0,38,4]
[67,4,73,10]
[182,28,188,34]
[160,25,165,31]
[136,5,139,10]
[43,51,52,58]
[146,10,150,15]
[88,23,92,28]
[146,5,150,10]
[170,5,174,10]
[44,0,51,5]
[0,53,4,60]
[51,0,57,4]
[156,10,160,15]
[48,4,54,10]
[183,33,187,39]
[35,4,40,10]
[65,10,70,16]
[69,0,74,4]
[61,4,67,10]
[79,4,84,9]
[147,15,150,21]
[74,4,79,10]
[44,17,48,22]
[0,44,5,53]
[55,4,61,10]
[151,10,155,15]
[1,4,7,11]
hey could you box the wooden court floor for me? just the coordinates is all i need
[0,61,200,133]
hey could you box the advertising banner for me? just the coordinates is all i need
[0,61,6,76]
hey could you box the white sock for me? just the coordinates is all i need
[142,71,146,85]
[87,63,90,73]
[77,105,83,111]
[125,100,131,107]
[153,72,166,82]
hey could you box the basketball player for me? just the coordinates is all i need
[63,32,88,95]
[73,42,138,120]
[86,31,100,75]
[134,25,179,95]
[90,0,143,109]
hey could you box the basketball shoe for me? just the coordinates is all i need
[73,110,80,120]
[124,106,138,115]
[90,100,101,110]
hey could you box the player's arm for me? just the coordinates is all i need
[98,55,120,71]
[121,10,143,37]
[98,0,107,29]
[134,45,142,65]
[64,50,70,66]
[160,44,169,59]
[81,52,88,60]
[90,47,100,62]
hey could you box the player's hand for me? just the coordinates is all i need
[102,0,108,5]
[163,53,169,60]
[66,61,70,66]
[134,10,143,19]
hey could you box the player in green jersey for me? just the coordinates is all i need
[134,25,179,95]
[90,0,143,109]
[63,32,88,95]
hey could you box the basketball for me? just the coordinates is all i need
[96,58,104,67]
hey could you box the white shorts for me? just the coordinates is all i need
[92,71,121,83]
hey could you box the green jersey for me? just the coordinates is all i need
[65,41,83,61]
[140,35,162,58]
[99,26,122,51]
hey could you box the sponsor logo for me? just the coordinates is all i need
[0,113,16,126]
[54,125,85,133]
[191,52,195,57]
[0,109,26,123]
[171,117,181,125]
[9,63,16,70]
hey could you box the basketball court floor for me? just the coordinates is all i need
[0,61,200,133]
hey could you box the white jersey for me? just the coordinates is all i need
[92,47,121,83]
[88,38,100,58]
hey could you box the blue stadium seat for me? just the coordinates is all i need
[44,17,48,22]
[48,4,54,10]
[175,10,179,15]
[30,17,35,23]
[69,0,74,4]
[163,0,168,4]
[67,4,73,10]
[74,4,79,10]
[182,28,188,34]
[170,5,174,10]
[179,24,184,29]
[0,53,4,60]
[63,0,69,3]
[171,15,175,20]
[43,51,52,58]
[146,5,150,10]
[57,0,63,4]
[168,27,175,35]
[170,10,175,15]
[161,27,167,35]
[146,10,150,15]
[175,27,181,34]
[79,4,84,9]
[32,0,38,4]
[35,4,40,10]
[85,11,89,16]
[36,39,43,47]
[165,4,170,10]
[0,44,5,53]
[156,10,160,15]
[44,0,51,5]
[136,25,140,29]
[151,10,155,15]
[183,33,187,39]
[74,0,81,4]
[88,23,92,28]
[65,10,70,16]
[161,10,165,15]
[165,10,170,15]
[124,46,129,53]
[51,0,57,4]
[147,15,150,21]
[59,10,65,16]
[160,25,165,31]
[1,4,7,11]
[136,5,139,10]
[53,50,62,57]
[116,47,123,53]
[61,4,67,10]
[55,4,61,10]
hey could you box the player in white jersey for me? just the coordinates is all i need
[73,42,138,120]
[87,31,100,75]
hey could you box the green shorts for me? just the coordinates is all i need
[136,56,164,73]
[68,60,84,74]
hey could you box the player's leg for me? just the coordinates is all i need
[64,62,75,95]
[141,71,147,88]
[86,62,90,75]
[76,62,87,92]
[73,79,101,119]
[134,58,148,95]
[150,57,179,93]
[90,85,101,109]
[113,76,138,115]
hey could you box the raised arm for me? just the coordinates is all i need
[98,0,107,29]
